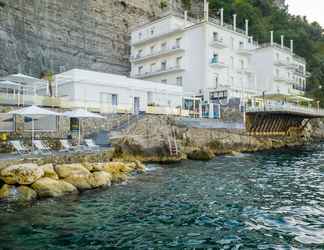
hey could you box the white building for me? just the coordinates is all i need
[130,4,258,105]
[54,69,183,114]
[130,1,309,108]
[251,34,307,97]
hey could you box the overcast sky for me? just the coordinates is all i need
[286,0,324,27]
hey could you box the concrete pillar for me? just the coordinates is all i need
[281,35,284,48]
[245,19,249,36]
[204,0,209,21]
[184,10,188,25]
[290,40,294,54]
[233,14,237,32]
[220,8,224,26]
[270,31,274,46]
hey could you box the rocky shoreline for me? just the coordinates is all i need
[0,114,316,203]
[0,152,145,203]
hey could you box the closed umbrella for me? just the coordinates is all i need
[8,105,62,152]
[63,109,105,145]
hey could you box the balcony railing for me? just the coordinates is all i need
[132,27,184,46]
[210,38,227,49]
[131,45,184,63]
[246,103,324,117]
[209,60,227,68]
[274,75,289,82]
[133,65,185,79]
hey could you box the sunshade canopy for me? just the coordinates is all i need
[0,80,22,88]
[63,109,105,119]
[8,105,62,117]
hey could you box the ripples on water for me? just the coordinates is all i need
[1,144,324,249]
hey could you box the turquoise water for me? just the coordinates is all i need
[1,144,324,249]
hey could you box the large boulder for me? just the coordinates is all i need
[0,163,44,185]
[64,173,93,190]
[40,164,59,180]
[187,148,214,161]
[103,162,130,183]
[89,171,112,188]
[54,164,90,178]
[31,177,78,198]
[0,184,37,202]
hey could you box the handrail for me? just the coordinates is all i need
[246,104,324,116]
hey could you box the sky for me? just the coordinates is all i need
[286,0,324,27]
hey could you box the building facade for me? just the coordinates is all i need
[251,37,307,97]
[55,69,183,114]
[130,10,258,106]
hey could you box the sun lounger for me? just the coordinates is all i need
[84,139,100,151]
[9,140,31,155]
[59,139,82,152]
[32,140,52,154]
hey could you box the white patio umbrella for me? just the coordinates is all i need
[8,105,62,152]
[63,109,105,145]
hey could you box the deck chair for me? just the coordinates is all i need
[84,139,100,151]
[9,140,31,155]
[32,140,52,154]
[59,139,81,152]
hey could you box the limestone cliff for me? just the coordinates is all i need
[0,0,166,77]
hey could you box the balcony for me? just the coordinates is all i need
[209,61,227,69]
[132,27,184,47]
[210,38,227,49]
[133,65,185,79]
[237,45,254,56]
[131,46,185,63]
[237,67,254,75]
[274,75,288,82]
[274,59,290,67]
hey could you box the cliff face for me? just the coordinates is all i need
[0,0,164,77]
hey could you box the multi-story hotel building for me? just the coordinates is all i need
[130,1,308,110]
[130,4,258,105]
[251,34,307,97]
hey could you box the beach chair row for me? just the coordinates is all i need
[9,139,101,155]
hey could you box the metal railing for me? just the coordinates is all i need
[133,65,184,78]
[131,45,184,62]
[246,103,324,116]
[0,93,191,117]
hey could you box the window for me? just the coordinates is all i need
[239,41,244,49]
[112,94,118,106]
[176,76,183,86]
[240,59,244,69]
[231,77,234,85]
[276,53,280,61]
[150,27,155,35]
[276,69,279,77]
[161,60,167,70]
[161,79,167,84]
[150,46,155,54]
[231,37,234,49]
[176,38,181,48]
[211,53,219,64]
[215,74,219,89]
[213,32,219,41]
[150,63,156,72]
[137,49,142,58]
[176,57,182,67]
[230,56,234,69]
[138,32,142,39]
[138,66,143,75]
[161,42,167,51]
